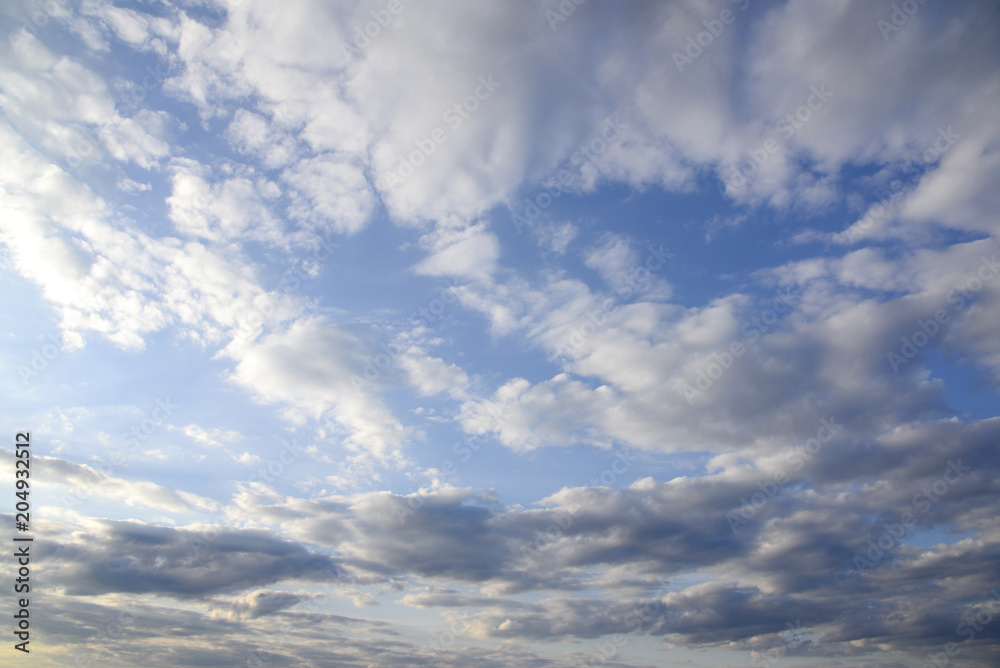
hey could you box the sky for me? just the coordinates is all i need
[1,0,1000,666]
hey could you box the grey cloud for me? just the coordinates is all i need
[41,519,340,597]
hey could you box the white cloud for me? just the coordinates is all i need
[12,452,219,513]
[533,220,578,255]
[167,158,285,243]
[180,424,243,448]
[584,232,638,286]
[224,318,410,464]
[413,221,500,280]
[398,351,469,398]
[281,154,375,236]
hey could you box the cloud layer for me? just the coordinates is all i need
[1,0,999,665]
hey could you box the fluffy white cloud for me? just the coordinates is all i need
[224,318,410,464]
[413,221,500,280]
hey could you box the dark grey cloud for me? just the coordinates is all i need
[40,519,340,597]
[187,415,1000,662]
[16,405,1000,666]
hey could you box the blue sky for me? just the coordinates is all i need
[2,0,1000,666]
